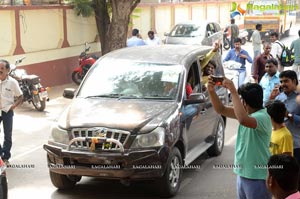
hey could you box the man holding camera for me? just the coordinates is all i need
[207,77,272,199]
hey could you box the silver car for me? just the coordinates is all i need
[164,21,223,46]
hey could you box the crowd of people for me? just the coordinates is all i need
[126,28,161,47]
[126,25,300,198]
[208,25,300,199]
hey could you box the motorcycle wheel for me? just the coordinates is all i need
[32,93,46,112]
[241,38,246,45]
[72,71,82,85]
[223,38,230,50]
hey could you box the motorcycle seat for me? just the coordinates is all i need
[22,75,40,85]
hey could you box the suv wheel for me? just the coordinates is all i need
[156,147,182,197]
[49,171,81,189]
[207,118,225,156]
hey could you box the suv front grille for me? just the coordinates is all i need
[71,128,130,151]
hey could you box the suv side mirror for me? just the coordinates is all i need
[63,88,76,99]
[207,31,212,37]
[184,93,206,105]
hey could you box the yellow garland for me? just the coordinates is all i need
[90,137,99,151]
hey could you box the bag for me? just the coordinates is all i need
[276,41,294,67]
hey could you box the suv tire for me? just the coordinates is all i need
[207,117,225,156]
[156,147,182,198]
[49,171,81,189]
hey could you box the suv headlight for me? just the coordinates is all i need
[49,125,69,145]
[131,127,165,148]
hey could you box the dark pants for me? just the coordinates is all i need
[0,110,14,160]
[294,148,300,191]
[231,37,237,49]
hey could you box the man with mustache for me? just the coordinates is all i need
[0,60,23,164]
[259,58,280,106]
[253,42,273,83]
[270,70,300,167]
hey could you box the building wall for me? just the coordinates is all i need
[0,6,100,87]
[0,1,262,87]
[0,10,15,56]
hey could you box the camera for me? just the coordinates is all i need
[274,83,282,92]
[211,75,224,85]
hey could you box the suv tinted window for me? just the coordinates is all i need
[79,60,182,100]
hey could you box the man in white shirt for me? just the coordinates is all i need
[127,29,146,47]
[270,31,284,72]
[252,24,263,73]
[144,30,161,46]
[0,60,23,163]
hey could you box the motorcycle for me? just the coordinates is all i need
[239,29,248,45]
[10,57,49,112]
[223,30,231,50]
[72,43,98,85]
[223,61,243,90]
[223,61,254,101]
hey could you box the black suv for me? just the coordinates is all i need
[44,44,228,197]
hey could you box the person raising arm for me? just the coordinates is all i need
[207,76,272,199]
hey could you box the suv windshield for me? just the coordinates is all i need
[169,24,203,37]
[78,59,182,100]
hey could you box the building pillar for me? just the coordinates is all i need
[61,7,70,48]
[13,8,25,55]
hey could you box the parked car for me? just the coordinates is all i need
[164,21,223,47]
[44,45,228,197]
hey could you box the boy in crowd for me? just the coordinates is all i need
[266,154,300,199]
[266,100,293,156]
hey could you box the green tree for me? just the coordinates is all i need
[74,0,141,55]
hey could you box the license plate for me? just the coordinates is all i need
[39,91,48,99]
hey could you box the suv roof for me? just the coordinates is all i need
[100,45,212,65]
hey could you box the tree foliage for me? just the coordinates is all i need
[73,0,141,55]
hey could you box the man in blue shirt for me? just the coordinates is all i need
[259,58,280,106]
[127,29,145,47]
[270,70,300,165]
[224,38,253,87]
